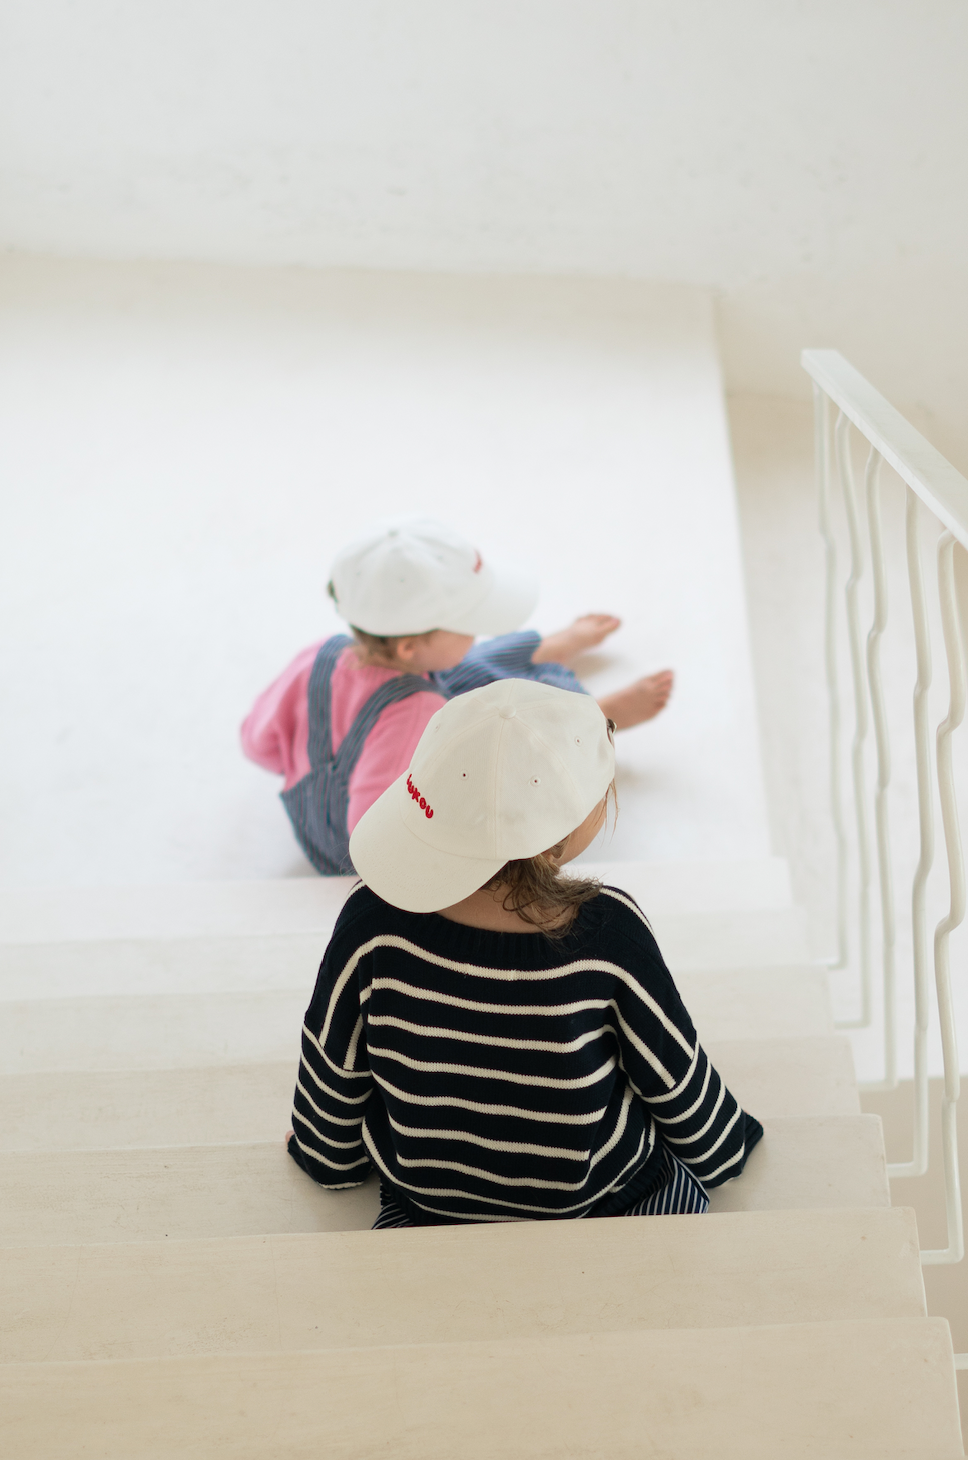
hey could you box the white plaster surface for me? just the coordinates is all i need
[0,960,826,1075]
[0,255,770,885]
[0,1119,886,1247]
[4,1,963,288]
[0,1208,924,1362]
[4,1318,959,1460]
[1,3,966,470]
[0,857,792,943]
[731,394,968,1082]
[0,1038,858,1152]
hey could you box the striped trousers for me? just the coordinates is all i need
[372,1153,709,1229]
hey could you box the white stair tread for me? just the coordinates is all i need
[0,991,308,1073]
[0,909,810,1004]
[0,1118,887,1245]
[0,933,326,1001]
[651,906,810,969]
[708,1116,889,1213]
[676,966,832,1039]
[704,1036,859,1118]
[0,1319,960,1460]
[0,1145,381,1244]
[0,1063,298,1150]
[579,857,793,913]
[0,968,832,1076]
[0,1208,924,1364]
[0,1037,856,1152]
[0,860,792,945]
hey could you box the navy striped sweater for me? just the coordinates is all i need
[288,882,763,1223]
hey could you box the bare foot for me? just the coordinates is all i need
[598,670,674,730]
[532,614,622,666]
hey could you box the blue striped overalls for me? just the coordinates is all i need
[280,636,433,875]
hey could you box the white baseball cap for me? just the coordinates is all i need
[349,678,615,913]
[329,516,538,636]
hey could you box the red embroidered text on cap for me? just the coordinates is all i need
[406,774,434,819]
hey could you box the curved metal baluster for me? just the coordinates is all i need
[837,411,873,1027]
[891,489,933,1178]
[922,531,965,1264]
[864,447,896,1087]
[815,386,849,970]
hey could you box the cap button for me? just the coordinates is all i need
[498,707,516,720]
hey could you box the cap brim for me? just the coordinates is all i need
[349,775,506,913]
[441,562,539,637]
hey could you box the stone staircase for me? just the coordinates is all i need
[1,859,963,1457]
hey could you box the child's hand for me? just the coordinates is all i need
[533,614,622,666]
[284,1129,294,1148]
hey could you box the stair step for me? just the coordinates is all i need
[0,1117,887,1245]
[579,857,794,914]
[0,934,326,1001]
[0,991,307,1073]
[0,1063,297,1150]
[0,860,792,946]
[1,1207,923,1364]
[677,965,832,1039]
[651,906,809,969]
[0,1319,960,1459]
[708,1116,888,1212]
[0,1144,381,1243]
[0,965,832,1075]
[706,1036,858,1117]
[0,1035,856,1152]
[0,908,809,1006]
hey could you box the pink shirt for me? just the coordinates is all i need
[241,643,445,833]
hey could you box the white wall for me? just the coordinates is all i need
[1,1,966,458]
[0,256,771,884]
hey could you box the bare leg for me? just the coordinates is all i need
[598,670,674,730]
[532,614,622,665]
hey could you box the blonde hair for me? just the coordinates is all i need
[327,581,436,669]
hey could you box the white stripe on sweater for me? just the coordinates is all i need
[332,935,695,1056]
[366,1044,617,1089]
[373,1073,607,1124]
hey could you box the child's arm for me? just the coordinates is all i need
[532,614,621,665]
[287,911,375,1188]
[605,891,763,1188]
[240,643,321,781]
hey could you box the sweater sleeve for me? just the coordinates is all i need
[430,631,589,699]
[240,643,320,785]
[430,630,542,697]
[602,889,763,1188]
[287,900,375,1188]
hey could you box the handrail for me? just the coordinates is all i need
[802,349,966,1272]
[802,351,968,551]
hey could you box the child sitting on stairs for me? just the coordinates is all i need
[241,516,673,875]
[286,678,762,1227]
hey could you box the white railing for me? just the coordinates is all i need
[803,349,966,1275]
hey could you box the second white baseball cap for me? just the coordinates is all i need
[329,516,538,637]
[349,678,615,913]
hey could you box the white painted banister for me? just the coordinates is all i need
[815,391,849,973]
[802,349,967,1272]
[803,351,968,551]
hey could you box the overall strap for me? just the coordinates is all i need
[305,635,353,768]
[332,672,433,779]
